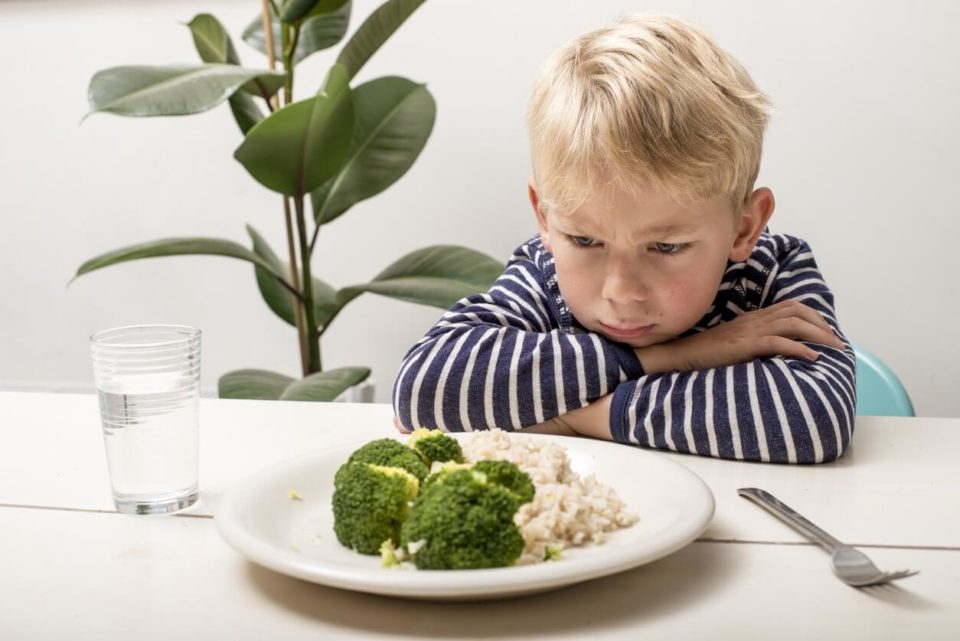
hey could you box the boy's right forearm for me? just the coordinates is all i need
[634,299,844,375]
[632,343,677,375]
[611,339,856,464]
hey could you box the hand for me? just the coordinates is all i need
[635,299,845,374]
[393,416,411,434]
[523,396,613,441]
[521,417,579,436]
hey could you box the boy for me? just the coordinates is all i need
[393,14,856,464]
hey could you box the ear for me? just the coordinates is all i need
[528,178,553,251]
[730,187,775,262]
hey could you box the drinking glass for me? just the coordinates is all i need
[90,324,201,515]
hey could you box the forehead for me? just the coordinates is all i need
[554,181,733,237]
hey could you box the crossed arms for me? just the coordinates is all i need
[393,235,856,464]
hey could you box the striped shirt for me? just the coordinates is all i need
[393,232,856,464]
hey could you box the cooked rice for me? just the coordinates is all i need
[461,429,638,564]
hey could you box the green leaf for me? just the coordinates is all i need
[186,14,240,65]
[186,13,267,133]
[219,369,294,400]
[337,0,427,80]
[86,64,286,118]
[228,91,264,134]
[234,64,354,197]
[248,225,298,326]
[281,0,322,23]
[243,2,352,64]
[338,245,503,309]
[219,367,369,401]
[247,225,339,329]
[311,77,435,225]
[73,237,289,284]
[280,367,371,401]
[312,279,339,329]
[304,0,352,18]
[281,0,349,23]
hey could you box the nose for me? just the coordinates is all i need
[601,255,649,304]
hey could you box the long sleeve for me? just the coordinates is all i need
[393,238,643,431]
[609,235,857,463]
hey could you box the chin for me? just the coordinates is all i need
[623,336,667,349]
[596,331,665,349]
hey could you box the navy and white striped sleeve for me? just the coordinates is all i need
[392,242,642,432]
[610,237,857,464]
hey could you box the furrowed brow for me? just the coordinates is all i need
[639,223,699,237]
[555,215,601,237]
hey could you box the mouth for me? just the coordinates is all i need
[598,322,655,340]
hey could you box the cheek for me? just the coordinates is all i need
[659,267,719,309]
[555,260,585,295]
[553,252,601,304]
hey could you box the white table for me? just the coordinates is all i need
[1,391,958,639]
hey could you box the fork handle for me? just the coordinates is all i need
[738,488,844,552]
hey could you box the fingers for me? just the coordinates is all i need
[761,335,820,361]
[765,300,829,330]
[761,300,844,349]
[769,316,844,351]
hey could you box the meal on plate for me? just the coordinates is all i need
[331,428,638,570]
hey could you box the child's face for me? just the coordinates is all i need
[531,178,771,348]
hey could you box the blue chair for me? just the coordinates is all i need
[852,343,915,417]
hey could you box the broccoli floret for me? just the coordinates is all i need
[421,460,534,505]
[408,428,464,466]
[332,462,420,554]
[347,438,429,482]
[379,539,404,568]
[421,460,475,494]
[399,469,525,569]
[473,460,535,504]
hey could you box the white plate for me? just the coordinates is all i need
[215,434,714,600]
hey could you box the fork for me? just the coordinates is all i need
[738,487,919,587]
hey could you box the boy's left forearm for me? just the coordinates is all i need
[520,395,614,440]
[555,395,614,440]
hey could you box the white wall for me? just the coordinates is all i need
[1,0,958,416]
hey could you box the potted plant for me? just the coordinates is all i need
[74,0,502,402]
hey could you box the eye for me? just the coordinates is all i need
[568,235,600,248]
[652,242,685,254]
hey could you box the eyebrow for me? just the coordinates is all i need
[561,218,698,239]
[554,215,598,236]
[637,223,699,237]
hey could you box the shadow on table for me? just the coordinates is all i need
[859,581,938,610]
[245,541,732,637]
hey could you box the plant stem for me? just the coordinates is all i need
[260,0,274,68]
[308,208,322,254]
[284,197,309,376]
[290,26,301,62]
[294,195,322,372]
[282,24,300,104]
[281,23,291,104]
[259,0,279,111]
[276,17,312,375]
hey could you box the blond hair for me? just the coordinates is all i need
[527,14,772,214]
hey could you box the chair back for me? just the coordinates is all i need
[853,343,915,417]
